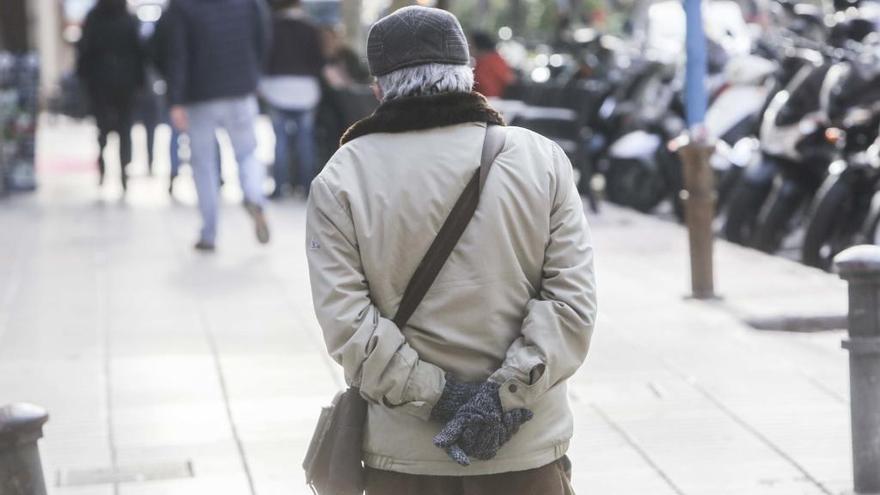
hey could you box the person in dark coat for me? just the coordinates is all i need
[164,0,271,251]
[149,7,222,196]
[260,0,326,198]
[76,0,146,191]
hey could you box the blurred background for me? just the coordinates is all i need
[1,0,879,494]
[4,0,878,268]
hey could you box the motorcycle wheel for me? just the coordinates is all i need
[802,178,854,270]
[606,159,667,213]
[752,184,805,254]
[723,180,771,245]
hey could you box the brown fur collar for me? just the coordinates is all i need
[340,92,506,146]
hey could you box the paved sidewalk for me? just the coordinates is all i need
[0,120,855,494]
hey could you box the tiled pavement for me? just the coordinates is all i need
[0,119,855,494]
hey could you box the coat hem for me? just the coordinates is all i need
[362,440,569,476]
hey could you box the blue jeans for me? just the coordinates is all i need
[186,95,266,244]
[271,107,316,191]
[169,125,220,179]
[169,124,182,177]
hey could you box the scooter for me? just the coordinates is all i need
[722,47,831,246]
[603,62,687,214]
[703,54,778,212]
[724,11,879,251]
[801,54,880,269]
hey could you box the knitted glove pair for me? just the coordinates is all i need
[431,380,533,466]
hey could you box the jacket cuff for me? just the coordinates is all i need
[490,363,549,411]
[395,360,446,421]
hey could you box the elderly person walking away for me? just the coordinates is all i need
[305,6,597,495]
[76,0,146,192]
[163,0,271,252]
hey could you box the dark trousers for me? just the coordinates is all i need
[365,457,575,495]
[270,106,317,193]
[92,93,134,188]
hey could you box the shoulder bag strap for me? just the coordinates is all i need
[392,125,506,329]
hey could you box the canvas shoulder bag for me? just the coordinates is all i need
[303,125,507,495]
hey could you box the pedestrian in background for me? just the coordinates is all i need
[306,7,596,495]
[472,31,515,98]
[164,0,271,251]
[146,10,182,192]
[76,0,145,192]
[321,26,371,88]
[260,0,326,199]
[149,6,222,197]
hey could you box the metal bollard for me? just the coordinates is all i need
[836,245,880,494]
[0,403,49,495]
[676,135,716,299]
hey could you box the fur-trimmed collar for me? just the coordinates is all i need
[340,92,505,145]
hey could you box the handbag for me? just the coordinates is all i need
[303,125,507,495]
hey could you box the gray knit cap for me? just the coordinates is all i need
[367,6,470,77]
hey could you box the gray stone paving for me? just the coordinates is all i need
[0,119,856,494]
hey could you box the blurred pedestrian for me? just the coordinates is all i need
[134,71,162,175]
[471,31,515,98]
[322,26,371,88]
[260,0,326,198]
[164,0,271,251]
[76,0,146,191]
[306,7,596,495]
[149,5,222,196]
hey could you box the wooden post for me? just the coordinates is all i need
[678,137,716,299]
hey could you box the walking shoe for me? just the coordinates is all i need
[244,202,271,244]
[194,240,216,252]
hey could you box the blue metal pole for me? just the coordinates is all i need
[684,0,707,128]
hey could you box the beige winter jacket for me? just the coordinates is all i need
[306,93,597,476]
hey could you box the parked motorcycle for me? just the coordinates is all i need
[723,11,878,252]
[603,61,686,214]
[722,47,831,246]
[703,54,779,212]
[801,55,880,269]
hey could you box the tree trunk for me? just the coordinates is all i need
[0,0,29,53]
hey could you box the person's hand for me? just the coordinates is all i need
[170,105,189,131]
[430,374,483,422]
[432,381,533,466]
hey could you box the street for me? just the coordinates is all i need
[0,118,854,494]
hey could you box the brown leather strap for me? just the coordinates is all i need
[393,125,506,329]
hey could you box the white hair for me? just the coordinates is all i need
[376,63,474,101]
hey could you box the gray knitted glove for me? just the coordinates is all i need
[430,374,483,422]
[432,381,533,466]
